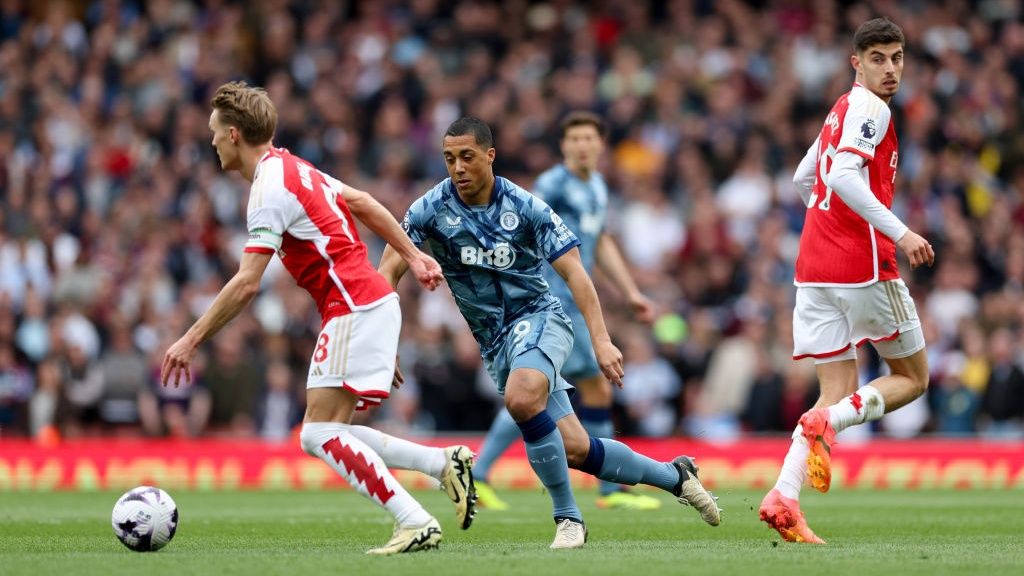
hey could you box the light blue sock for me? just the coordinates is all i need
[579,437,679,494]
[518,410,581,522]
[577,406,621,497]
[474,409,520,483]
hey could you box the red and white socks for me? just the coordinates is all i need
[300,422,432,528]
[347,425,447,479]
[772,385,886,500]
[827,385,886,433]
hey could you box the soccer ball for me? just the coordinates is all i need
[111,486,179,552]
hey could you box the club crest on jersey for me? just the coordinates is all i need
[500,211,520,231]
[860,118,876,139]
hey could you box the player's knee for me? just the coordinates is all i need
[299,425,321,456]
[910,369,930,398]
[504,373,547,421]
[890,352,930,400]
[505,395,543,422]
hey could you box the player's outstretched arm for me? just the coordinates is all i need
[342,186,443,290]
[595,233,655,324]
[378,244,411,290]
[551,247,624,387]
[161,251,272,388]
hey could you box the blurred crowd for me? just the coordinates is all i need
[1,0,1023,442]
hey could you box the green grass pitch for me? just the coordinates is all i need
[1,488,1022,576]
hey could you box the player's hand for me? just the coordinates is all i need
[593,338,624,388]
[628,292,656,324]
[392,355,404,389]
[896,231,934,269]
[161,336,198,388]
[408,252,444,291]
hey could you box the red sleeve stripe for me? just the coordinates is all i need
[244,246,276,255]
[836,146,873,160]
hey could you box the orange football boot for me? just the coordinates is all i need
[758,489,825,544]
[799,407,836,493]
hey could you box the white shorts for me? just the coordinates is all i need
[793,279,925,364]
[307,296,400,410]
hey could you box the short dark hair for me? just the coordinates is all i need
[444,117,493,149]
[560,111,605,139]
[854,18,905,53]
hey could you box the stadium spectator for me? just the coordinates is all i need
[96,314,149,428]
[980,327,1024,439]
[256,359,301,442]
[27,354,66,439]
[203,328,260,436]
[0,341,32,433]
[138,334,211,438]
[615,326,680,437]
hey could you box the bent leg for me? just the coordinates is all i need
[813,357,860,407]
[873,348,930,411]
[821,345,929,435]
[505,366,581,523]
[554,408,719,525]
[556,411,677,492]
[347,425,446,478]
[302,388,432,529]
[573,373,622,498]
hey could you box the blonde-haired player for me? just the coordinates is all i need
[161,81,477,555]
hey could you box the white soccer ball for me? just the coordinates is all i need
[111,486,179,552]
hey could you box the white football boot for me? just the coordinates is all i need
[440,445,477,529]
[365,517,442,555]
[549,518,587,550]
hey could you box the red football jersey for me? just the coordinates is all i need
[795,83,900,286]
[244,148,395,324]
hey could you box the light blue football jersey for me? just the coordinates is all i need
[402,176,581,355]
[535,164,608,303]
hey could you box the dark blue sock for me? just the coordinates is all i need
[517,410,581,522]
[474,409,520,483]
